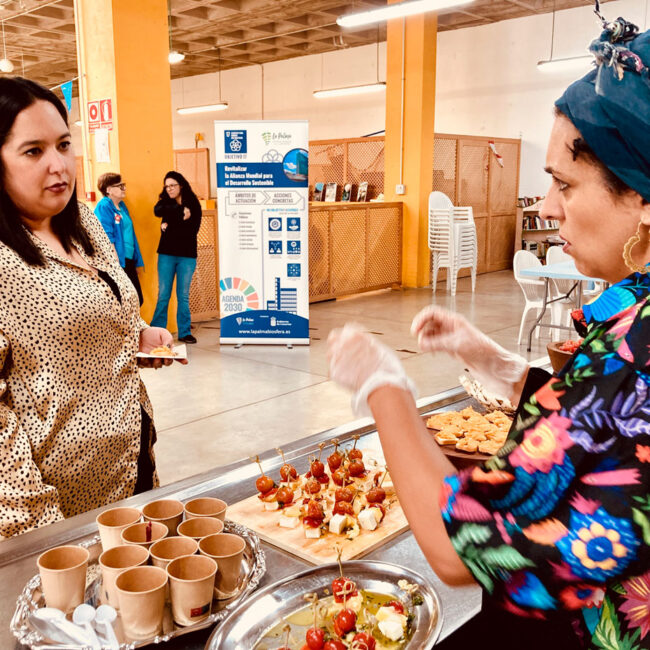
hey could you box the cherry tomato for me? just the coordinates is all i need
[332,468,348,486]
[333,608,356,636]
[323,641,346,650]
[310,459,325,478]
[386,600,405,614]
[317,473,330,485]
[280,463,298,482]
[332,577,357,603]
[257,487,278,502]
[276,486,294,506]
[256,475,274,494]
[305,478,321,494]
[335,487,354,502]
[328,451,343,472]
[366,487,386,503]
[352,632,376,650]
[349,448,363,461]
[349,460,365,477]
[306,500,324,520]
[333,500,354,516]
[305,626,325,649]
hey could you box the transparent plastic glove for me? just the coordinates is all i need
[328,324,417,417]
[411,305,528,403]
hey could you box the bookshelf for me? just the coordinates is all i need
[514,198,562,261]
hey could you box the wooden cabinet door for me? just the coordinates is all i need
[174,148,210,199]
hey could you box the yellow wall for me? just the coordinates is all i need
[384,13,438,287]
[75,0,174,322]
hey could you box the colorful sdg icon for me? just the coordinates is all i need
[219,277,259,310]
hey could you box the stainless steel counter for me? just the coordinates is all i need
[3,387,482,649]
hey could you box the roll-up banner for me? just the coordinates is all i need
[215,120,309,345]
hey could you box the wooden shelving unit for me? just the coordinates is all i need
[514,199,561,260]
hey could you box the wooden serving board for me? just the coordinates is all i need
[227,493,410,565]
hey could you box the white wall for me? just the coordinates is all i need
[169,0,646,197]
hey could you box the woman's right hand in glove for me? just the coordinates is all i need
[411,305,529,404]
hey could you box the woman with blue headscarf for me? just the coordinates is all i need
[328,10,650,650]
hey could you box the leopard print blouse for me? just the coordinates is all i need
[0,202,158,538]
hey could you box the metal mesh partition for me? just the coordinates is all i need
[367,207,402,286]
[432,137,457,204]
[309,142,345,200]
[309,209,331,299]
[331,208,367,294]
[189,210,219,321]
[309,138,385,201]
[458,142,489,216]
[346,140,385,200]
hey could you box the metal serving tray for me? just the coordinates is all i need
[10,521,266,650]
[206,560,443,650]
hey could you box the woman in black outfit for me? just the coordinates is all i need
[150,171,202,343]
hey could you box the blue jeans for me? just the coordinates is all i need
[150,254,197,337]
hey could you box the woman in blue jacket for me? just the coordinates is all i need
[94,172,144,305]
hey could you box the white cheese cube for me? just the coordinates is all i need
[278,515,300,529]
[358,508,379,531]
[304,526,321,539]
[378,619,404,642]
[329,513,348,535]
[263,501,280,511]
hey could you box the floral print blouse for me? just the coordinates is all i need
[441,272,650,649]
[0,203,158,538]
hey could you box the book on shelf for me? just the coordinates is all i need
[312,182,324,201]
[324,182,338,202]
[518,196,544,208]
[522,215,559,230]
[341,183,353,202]
[356,181,369,202]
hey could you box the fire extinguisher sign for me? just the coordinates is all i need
[87,98,113,132]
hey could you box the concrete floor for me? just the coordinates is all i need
[141,270,555,486]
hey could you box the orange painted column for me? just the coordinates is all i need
[74,0,174,322]
[384,11,438,287]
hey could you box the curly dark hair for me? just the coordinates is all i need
[0,76,94,265]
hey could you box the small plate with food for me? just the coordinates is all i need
[136,343,187,361]
[206,559,442,649]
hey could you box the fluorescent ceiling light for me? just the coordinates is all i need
[177,102,229,115]
[337,0,471,27]
[314,82,386,99]
[537,55,592,73]
[168,50,185,64]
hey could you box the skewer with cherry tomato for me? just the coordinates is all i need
[277,447,298,482]
[303,593,325,650]
[327,438,343,472]
[252,455,276,496]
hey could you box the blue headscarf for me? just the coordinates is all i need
[555,12,650,202]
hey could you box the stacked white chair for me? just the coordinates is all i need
[428,192,478,296]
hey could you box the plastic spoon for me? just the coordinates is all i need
[72,603,102,650]
[95,604,120,650]
[32,607,93,646]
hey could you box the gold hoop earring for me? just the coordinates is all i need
[623,222,650,274]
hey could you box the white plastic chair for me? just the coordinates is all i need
[513,250,546,345]
[546,246,576,332]
[428,192,478,296]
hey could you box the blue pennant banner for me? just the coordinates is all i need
[61,81,72,111]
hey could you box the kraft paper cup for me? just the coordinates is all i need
[98,544,149,609]
[142,499,184,536]
[183,497,227,521]
[115,565,167,640]
[177,516,223,541]
[198,533,245,597]
[166,555,217,626]
[96,507,142,551]
[121,521,168,550]
[150,536,199,570]
[37,545,90,614]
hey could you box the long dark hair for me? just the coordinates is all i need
[0,77,94,266]
[158,170,200,208]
